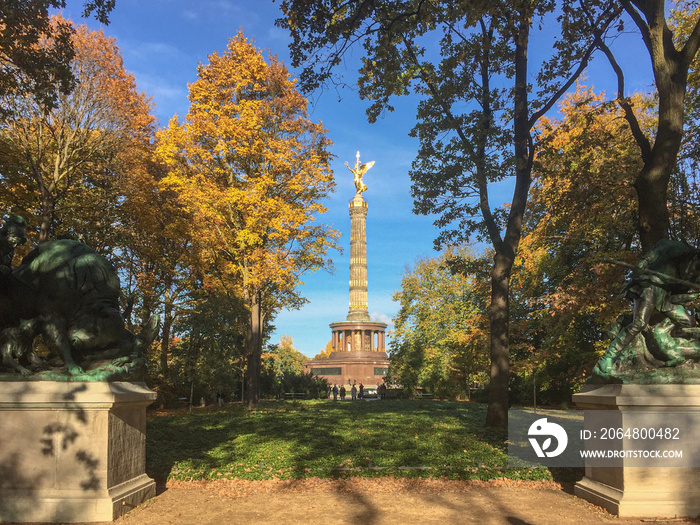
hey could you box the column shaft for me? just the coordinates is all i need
[348,194,370,321]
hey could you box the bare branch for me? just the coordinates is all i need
[680,12,700,67]
[621,0,653,56]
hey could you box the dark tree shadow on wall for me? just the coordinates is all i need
[0,380,104,523]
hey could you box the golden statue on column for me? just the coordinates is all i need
[303,148,389,389]
[345,151,375,194]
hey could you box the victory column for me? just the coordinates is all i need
[303,152,389,388]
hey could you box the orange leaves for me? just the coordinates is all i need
[312,340,334,360]
[526,82,646,262]
[155,30,338,307]
[0,15,156,244]
[508,83,652,390]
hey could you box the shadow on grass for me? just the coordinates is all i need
[146,399,543,490]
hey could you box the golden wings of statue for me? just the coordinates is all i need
[345,151,375,194]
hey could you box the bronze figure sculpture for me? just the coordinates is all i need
[0,218,158,381]
[0,215,26,273]
[593,239,700,382]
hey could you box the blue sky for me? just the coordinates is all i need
[57,0,654,358]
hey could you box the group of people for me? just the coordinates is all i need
[329,383,360,400]
[328,382,387,400]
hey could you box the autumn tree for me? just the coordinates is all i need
[511,83,700,403]
[312,340,334,360]
[276,0,618,426]
[667,1,700,245]
[510,84,647,402]
[164,290,248,405]
[156,32,339,410]
[0,16,155,245]
[261,335,327,398]
[590,0,700,248]
[0,1,116,110]
[115,159,196,375]
[263,335,307,376]
[389,247,489,398]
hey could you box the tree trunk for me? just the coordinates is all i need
[245,289,263,410]
[485,7,532,427]
[634,80,685,249]
[621,0,699,249]
[486,251,512,427]
[160,301,172,374]
[635,161,672,250]
[38,187,53,243]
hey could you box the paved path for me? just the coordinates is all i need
[101,479,700,525]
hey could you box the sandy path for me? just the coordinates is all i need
[100,479,700,525]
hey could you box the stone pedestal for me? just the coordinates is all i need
[304,350,391,387]
[0,381,157,523]
[573,384,700,518]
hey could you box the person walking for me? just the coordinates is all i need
[339,385,346,401]
[351,384,357,400]
[359,383,364,399]
[332,384,339,401]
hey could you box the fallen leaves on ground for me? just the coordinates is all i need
[167,477,564,500]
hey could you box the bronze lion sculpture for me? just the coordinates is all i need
[0,239,158,379]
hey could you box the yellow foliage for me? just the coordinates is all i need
[154,31,340,368]
[0,15,156,245]
[512,82,655,384]
[312,340,334,360]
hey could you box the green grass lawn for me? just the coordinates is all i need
[146,399,565,483]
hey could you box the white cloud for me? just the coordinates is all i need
[208,0,242,14]
[370,311,393,326]
[125,70,189,123]
[266,26,289,43]
[122,40,187,62]
[130,70,187,101]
